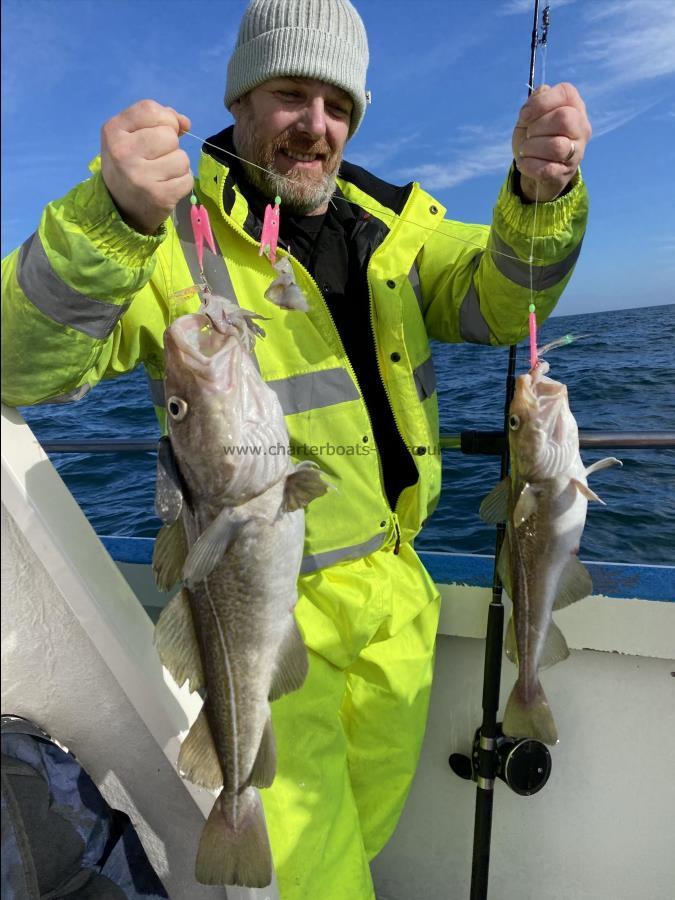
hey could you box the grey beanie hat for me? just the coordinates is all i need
[225,0,369,137]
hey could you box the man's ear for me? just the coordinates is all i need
[229,99,241,121]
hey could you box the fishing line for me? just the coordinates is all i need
[524,3,551,370]
[180,130,546,266]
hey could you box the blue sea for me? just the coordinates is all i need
[19,304,675,567]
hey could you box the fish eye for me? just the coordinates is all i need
[167,396,189,421]
[509,414,521,430]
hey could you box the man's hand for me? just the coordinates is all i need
[101,100,193,235]
[512,82,591,203]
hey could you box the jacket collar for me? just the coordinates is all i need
[197,125,363,243]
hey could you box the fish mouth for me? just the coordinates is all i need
[513,373,539,411]
[164,314,241,386]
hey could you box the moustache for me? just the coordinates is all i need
[273,135,334,162]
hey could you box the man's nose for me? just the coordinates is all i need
[296,98,327,139]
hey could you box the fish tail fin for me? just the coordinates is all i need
[503,680,558,746]
[195,787,272,888]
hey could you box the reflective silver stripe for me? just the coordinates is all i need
[16,232,129,339]
[300,531,386,574]
[408,261,424,313]
[267,368,359,416]
[146,373,165,408]
[175,196,236,299]
[36,384,91,404]
[413,355,437,401]
[459,274,492,345]
[173,197,263,371]
[490,232,583,291]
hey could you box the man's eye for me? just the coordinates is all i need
[278,90,300,100]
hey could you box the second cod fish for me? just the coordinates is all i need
[152,299,327,887]
[480,359,621,745]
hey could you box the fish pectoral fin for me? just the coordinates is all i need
[479,477,510,524]
[177,705,223,791]
[182,507,245,586]
[195,788,272,888]
[539,620,570,670]
[571,478,605,505]
[154,587,204,693]
[283,461,330,512]
[585,456,622,477]
[152,521,188,592]
[269,618,309,701]
[512,482,542,526]
[504,615,518,664]
[248,716,277,789]
[154,436,184,524]
[553,556,593,610]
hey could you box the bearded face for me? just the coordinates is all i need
[231,78,352,215]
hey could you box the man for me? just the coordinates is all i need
[1,0,591,897]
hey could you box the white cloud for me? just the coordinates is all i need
[578,1,675,91]
[500,0,577,15]
[395,139,512,190]
[348,133,423,170]
[197,32,239,74]
[590,98,660,138]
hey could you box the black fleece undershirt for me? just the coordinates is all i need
[221,151,418,511]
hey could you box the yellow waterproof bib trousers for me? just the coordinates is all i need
[262,542,441,900]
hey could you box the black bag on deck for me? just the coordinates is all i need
[1,715,169,899]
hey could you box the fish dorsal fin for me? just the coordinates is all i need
[539,620,570,670]
[154,436,184,524]
[571,478,605,505]
[152,520,187,592]
[154,587,204,693]
[504,615,517,664]
[283,461,330,512]
[177,704,223,791]
[513,482,542,526]
[479,477,510,524]
[585,457,622,477]
[269,618,309,702]
[553,556,593,610]
[248,716,277,789]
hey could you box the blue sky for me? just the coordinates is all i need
[2,0,674,315]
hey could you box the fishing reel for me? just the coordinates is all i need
[449,725,551,796]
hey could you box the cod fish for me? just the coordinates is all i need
[480,360,621,745]
[152,300,327,886]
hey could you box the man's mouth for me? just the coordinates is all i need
[277,148,326,170]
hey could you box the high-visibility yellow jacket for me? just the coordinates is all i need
[1,143,588,572]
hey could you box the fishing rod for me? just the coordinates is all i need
[449,3,551,899]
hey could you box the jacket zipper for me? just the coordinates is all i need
[212,177,404,554]
[367,265,415,556]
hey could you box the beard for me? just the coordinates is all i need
[233,103,343,215]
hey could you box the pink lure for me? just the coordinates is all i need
[190,201,217,271]
[259,196,281,265]
[529,308,538,370]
